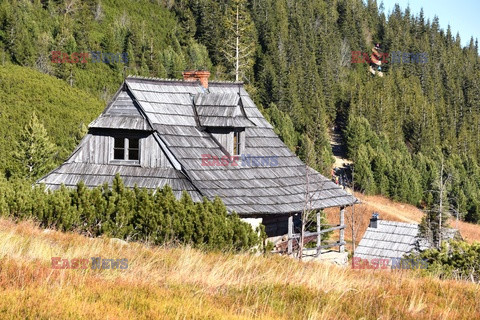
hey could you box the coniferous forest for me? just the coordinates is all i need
[0,0,479,228]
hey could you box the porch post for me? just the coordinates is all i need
[287,215,293,255]
[340,206,345,253]
[316,211,321,256]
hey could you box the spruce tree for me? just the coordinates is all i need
[13,112,56,181]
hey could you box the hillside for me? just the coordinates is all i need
[0,65,104,174]
[0,217,479,319]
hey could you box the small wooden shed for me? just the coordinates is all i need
[354,213,462,263]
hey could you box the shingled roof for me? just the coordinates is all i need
[39,75,357,216]
[354,219,461,260]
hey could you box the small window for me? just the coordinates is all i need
[113,137,140,162]
[128,138,139,160]
[114,138,125,160]
[233,131,241,155]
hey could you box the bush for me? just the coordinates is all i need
[0,174,259,252]
[416,241,480,282]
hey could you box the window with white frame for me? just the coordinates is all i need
[113,137,140,162]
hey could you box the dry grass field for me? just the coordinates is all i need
[0,217,479,319]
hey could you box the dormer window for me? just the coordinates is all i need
[113,137,140,162]
[233,131,241,155]
[207,128,245,156]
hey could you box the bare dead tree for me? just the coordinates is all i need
[298,139,327,260]
[298,163,312,261]
[344,161,361,253]
[339,38,351,68]
[345,203,360,253]
[438,158,445,247]
[421,156,452,249]
[64,0,78,16]
[94,1,104,21]
[222,0,256,82]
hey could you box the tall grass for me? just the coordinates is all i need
[0,218,479,319]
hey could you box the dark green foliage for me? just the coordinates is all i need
[415,241,480,282]
[354,145,375,195]
[0,175,258,252]
[263,103,298,152]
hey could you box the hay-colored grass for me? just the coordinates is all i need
[0,218,479,319]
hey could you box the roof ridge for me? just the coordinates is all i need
[125,75,242,85]
[379,220,418,227]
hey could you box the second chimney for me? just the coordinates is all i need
[369,212,379,228]
[182,70,210,89]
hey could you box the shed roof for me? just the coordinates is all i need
[354,220,460,260]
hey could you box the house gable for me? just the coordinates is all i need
[89,87,151,131]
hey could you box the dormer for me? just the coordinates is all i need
[194,92,255,155]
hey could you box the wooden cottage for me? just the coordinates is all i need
[39,71,357,253]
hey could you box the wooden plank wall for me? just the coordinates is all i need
[140,134,172,168]
[70,135,111,164]
[211,131,233,154]
[211,131,247,155]
[70,133,172,168]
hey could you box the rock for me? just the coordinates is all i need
[109,238,128,246]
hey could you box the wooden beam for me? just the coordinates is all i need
[316,211,321,256]
[340,206,345,253]
[287,215,293,255]
[289,225,345,238]
[319,241,347,250]
[320,225,345,234]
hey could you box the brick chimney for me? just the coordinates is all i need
[182,70,210,89]
[369,212,379,228]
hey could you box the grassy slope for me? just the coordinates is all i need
[0,217,479,319]
[0,65,104,171]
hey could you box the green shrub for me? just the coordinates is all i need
[0,174,259,252]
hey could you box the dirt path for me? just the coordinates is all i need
[329,127,352,170]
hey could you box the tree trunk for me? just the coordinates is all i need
[235,5,239,82]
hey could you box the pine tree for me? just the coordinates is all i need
[13,112,56,180]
